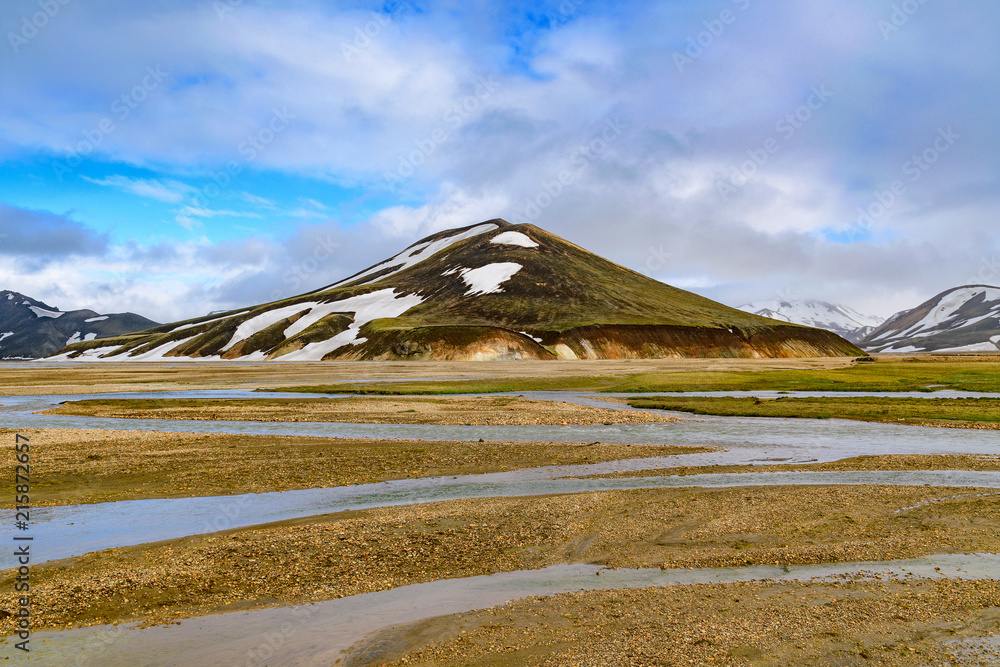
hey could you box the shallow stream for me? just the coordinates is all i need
[23,553,1000,667]
[3,388,1000,663]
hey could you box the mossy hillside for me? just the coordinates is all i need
[53,220,859,360]
[376,224,785,332]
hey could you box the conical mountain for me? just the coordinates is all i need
[52,220,861,361]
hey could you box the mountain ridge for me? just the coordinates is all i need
[738,299,884,343]
[0,290,159,359]
[859,285,1000,353]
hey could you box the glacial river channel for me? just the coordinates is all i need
[2,389,999,665]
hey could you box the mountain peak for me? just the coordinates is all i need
[737,299,883,343]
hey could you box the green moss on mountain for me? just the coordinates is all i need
[50,219,861,361]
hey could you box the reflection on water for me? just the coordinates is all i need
[19,553,1000,667]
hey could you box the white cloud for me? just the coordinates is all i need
[173,206,261,219]
[370,186,511,239]
[80,175,195,203]
[1,0,998,324]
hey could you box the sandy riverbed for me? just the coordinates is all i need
[6,483,1000,634]
[0,427,703,507]
[43,395,679,425]
[348,578,1000,666]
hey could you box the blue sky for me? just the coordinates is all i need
[1,0,998,322]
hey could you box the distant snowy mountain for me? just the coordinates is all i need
[737,300,884,343]
[859,285,1000,353]
[0,291,158,359]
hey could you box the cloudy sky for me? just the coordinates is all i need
[1,0,997,323]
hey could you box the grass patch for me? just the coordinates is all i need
[268,358,1000,395]
[626,395,1000,427]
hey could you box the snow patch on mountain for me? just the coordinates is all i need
[170,311,249,333]
[48,345,118,361]
[276,289,424,361]
[451,263,523,296]
[901,287,1000,337]
[490,231,538,248]
[29,306,63,319]
[84,316,109,323]
[65,332,98,346]
[129,335,201,361]
[221,304,317,352]
[326,222,499,290]
[936,342,1000,353]
[221,289,423,357]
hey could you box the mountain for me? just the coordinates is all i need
[737,300,884,343]
[859,285,1000,353]
[0,291,159,359]
[51,220,861,362]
